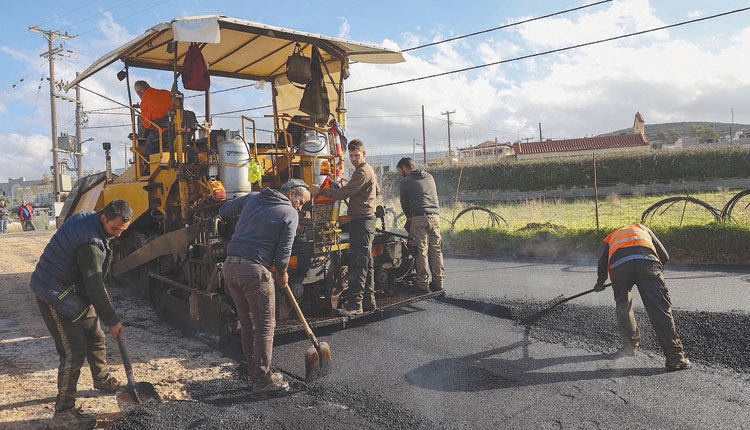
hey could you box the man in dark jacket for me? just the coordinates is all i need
[595,223,690,370]
[311,139,380,316]
[0,200,9,234]
[397,157,444,292]
[31,200,132,430]
[219,180,310,398]
[19,200,36,231]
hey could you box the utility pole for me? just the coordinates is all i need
[75,72,83,178]
[29,27,75,202]
[421,105,427,164]
[730,107,734,143]
[539,122,543,142]
[441,109,455,160]
[412,138,416,159]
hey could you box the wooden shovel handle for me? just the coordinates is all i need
[116,334,137,388]
[282,283,320,348]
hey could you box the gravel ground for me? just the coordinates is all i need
[442,296,750,372]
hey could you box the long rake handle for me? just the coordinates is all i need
[547,282,612,312]
[282,283,321,349]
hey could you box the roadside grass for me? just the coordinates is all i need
[434,190,750,264]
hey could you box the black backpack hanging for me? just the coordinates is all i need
[286,43,312,85]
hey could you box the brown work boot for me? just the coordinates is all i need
[253,372,290,399]
[49,406,97,430]
[604,347,638,359]
[93,374,121,392]
[429,283,444,292]
[665,357,691,371]
[336,303,364,317]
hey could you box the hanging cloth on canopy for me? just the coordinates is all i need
[299,46,330,125]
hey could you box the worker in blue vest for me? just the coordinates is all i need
[31,200,133,430]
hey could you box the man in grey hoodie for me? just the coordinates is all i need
[397,157,444,292]
[219,180,310,397]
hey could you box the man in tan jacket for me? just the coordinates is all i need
[311,139,379,316]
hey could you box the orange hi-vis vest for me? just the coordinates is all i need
[603,223,659,272]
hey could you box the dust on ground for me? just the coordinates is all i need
[0,231,237,429]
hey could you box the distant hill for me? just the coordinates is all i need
[600,121,750,141]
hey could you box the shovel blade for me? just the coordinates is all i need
[305,342,333,381]
[116,382,161,412]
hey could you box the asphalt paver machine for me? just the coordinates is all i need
[61,16,443,346]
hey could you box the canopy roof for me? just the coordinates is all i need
[64,15,404,91]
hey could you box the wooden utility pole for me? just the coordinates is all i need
[593,153,600,236]
[539,122,543,142]
[29,27,75,202]
[75,73,83,178]
[441,109,455,160]
[421,105,427,164]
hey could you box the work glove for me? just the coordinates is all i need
[594,282,607,292]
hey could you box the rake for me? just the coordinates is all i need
[522,283,611,325]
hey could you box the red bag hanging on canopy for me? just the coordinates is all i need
[182,43,210,91]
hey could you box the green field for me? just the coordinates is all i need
[382,190,750,264]
[444,190,749,232]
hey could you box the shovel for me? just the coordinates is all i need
[522,283,611,325]
[115,333,161,412]
[282,283,332,381]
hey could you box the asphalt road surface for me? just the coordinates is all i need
[116,257,750,429]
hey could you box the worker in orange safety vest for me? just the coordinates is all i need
[595,223,690,370]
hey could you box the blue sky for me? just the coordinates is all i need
[2,0,750,179]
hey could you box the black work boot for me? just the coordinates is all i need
[49,406,97,430]
[93,374,121,392]
[362,295,377,312]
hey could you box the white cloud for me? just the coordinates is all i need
[338,17,351,39]
[687,10,702,19]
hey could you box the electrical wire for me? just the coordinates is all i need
[76,0,171,36]
[211,105,273,117]
[59,0,134,32]
[30,0,100,29]
[349,6,750,94]
[402,0,613,52]
[84,123,131,129]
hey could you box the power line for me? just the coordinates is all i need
[402,0,612,52]
[84,123,131,129]
[425,115,516,136]
[212,105,273,117]
[76,0,170,36]
[349,6,750,94]
[185,84,257,99]
[31,0,100,29]
[59,0,134,32]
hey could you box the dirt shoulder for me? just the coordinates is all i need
[0,232,237,429]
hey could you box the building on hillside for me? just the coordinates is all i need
[367,151,447,175]
[513,113,651,160]
[457,140,514,161]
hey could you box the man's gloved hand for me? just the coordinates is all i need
[594,282,607,292]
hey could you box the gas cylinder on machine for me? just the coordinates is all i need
[218,137,253,198]
[299,129,331,185]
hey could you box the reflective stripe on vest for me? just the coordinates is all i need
[603,224,658,272]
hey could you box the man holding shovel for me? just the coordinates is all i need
[31,200,131,430]
[220,180,310,397]
[595,223,691,370]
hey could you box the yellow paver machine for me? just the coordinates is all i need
[62,16,442,345]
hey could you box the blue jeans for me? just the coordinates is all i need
[0,219,7,234]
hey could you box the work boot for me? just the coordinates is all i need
[362,295,377,312]
[429,283,444,292]
[49,406,97,430]
[665,357,691,371]
[253,372,290,399]
[604,347,638,359]
[336,303,364,317]
[93,374,121,392]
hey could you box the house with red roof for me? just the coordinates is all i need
[513,113,651,160]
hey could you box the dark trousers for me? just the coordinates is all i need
[37,298,109,411]
[347,216,376,308]
[224,261,276,383]
[611,260,685,361]
[22,220,36,231]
